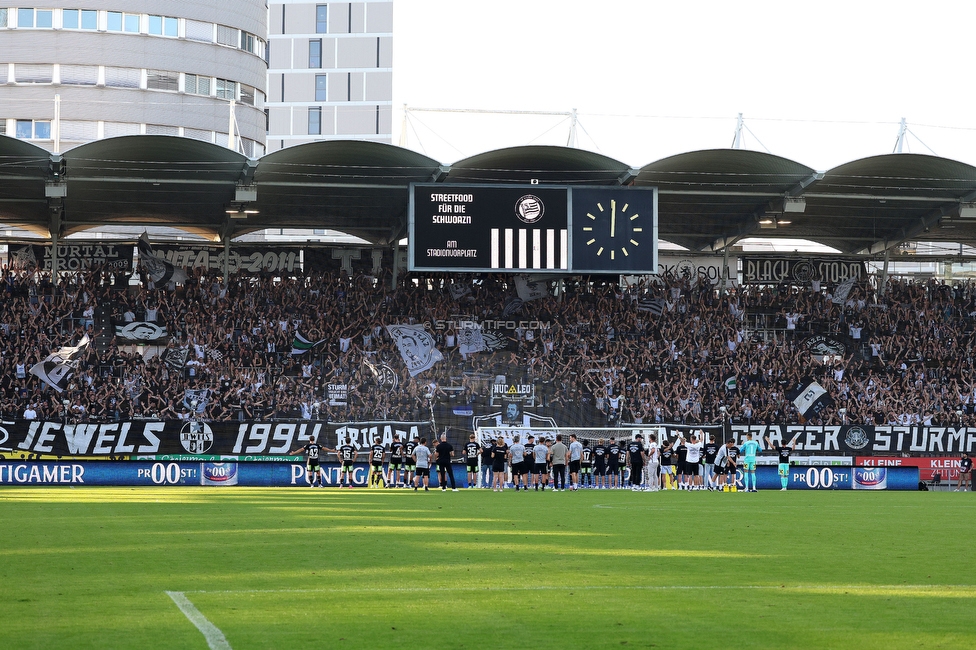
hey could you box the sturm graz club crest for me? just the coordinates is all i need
[375,363,400,393]
[844,426,870,450]
[514,195,545,224]
[180,421,214,454]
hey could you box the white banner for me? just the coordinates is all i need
[658,255,738,286]
[386,324,443,377]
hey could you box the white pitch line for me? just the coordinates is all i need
[166,591,232,650]
[182,583,976,596]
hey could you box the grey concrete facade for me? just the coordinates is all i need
[0,2,268,155]
[265,0,392,152]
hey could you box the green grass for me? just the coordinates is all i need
[1,487,974,649]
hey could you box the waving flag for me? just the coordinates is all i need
[386,324,443,377]
[291,332,327,355]
[30,335,90,393]
[138,233,188,286]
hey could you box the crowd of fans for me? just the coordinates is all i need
[2,261,976,428]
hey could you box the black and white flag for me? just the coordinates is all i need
[115,322,168,342]
[514,275,548,302]
[637,298,666,316]
[183,388,210,414]
[138,233,188,286]
[832,277,856,305]
[458,325,487,356]
[448,282,472,301]
[788,378,834,419]
[30,335,90,393]
[162,346,189,371]
[501,297,524,318]
[386,324,443,377]
[291,332,327,355]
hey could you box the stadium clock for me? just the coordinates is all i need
[571,187,657,273]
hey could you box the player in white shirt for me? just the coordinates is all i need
[644,434,660,491]
[680,432,704,490]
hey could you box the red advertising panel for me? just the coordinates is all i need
[857,456,963,481]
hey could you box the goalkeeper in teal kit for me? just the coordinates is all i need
[739,433,761,492]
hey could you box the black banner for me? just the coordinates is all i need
[153,245,302,274]
[741,257,866,285]
[7,243,133,272]
[3,419,974,459]
[729,424,976,454]
[0,419,434,459]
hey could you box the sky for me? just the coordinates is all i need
[392,0,976,171]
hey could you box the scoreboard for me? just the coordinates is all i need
[408,184,658,274]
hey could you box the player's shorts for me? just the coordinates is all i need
[389,459,403,470]
[491,462,506,473]
[712,463,723,475]
[467,461,478,473]
[608,462,620,474]
[404,463,416,472]
[660,465,674,475]
[778,462,790,477]
[743,459,757,471]
[371,462,383,471]
[306,460,319,470]
[416,467,430,477]
[594,463,607,476]
[341,462,354,473]
[569,460,581,473]
[534,462,547,475]
[511,462,524,475]
[581,465,592,475]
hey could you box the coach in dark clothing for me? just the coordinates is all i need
[435,433,457,490]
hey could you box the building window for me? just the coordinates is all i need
[106,11,122,31]
[240,31,255,53]
[316,5,328,33]
[315,74,327,101]
[147,15,178,36]
[124,13,140,33]
[16,120,51,139]
[184,74,212,96]
[147,70,179,91]
[239,84,255,106]
[309,40,322,68]
[0,9,7,28]
[216,25,238,46]
[216,78,236,100]
[0,121,5,136]
[16,7,55,29]
[308,107,322,135]
[63,9,97,30]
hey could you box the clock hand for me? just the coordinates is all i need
[610,200,616,238]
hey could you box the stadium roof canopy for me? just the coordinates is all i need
[3,134,976,255]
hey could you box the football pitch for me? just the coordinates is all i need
[1,487,973,649]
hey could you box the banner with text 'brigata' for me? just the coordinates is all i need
[0,420,433,460]
[1,421,974,459]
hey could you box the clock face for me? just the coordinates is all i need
[571,188,656,273]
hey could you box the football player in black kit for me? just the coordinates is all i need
[659,442,676,490]
[290,435,327,487]
[593,439,608,489]
[627,435,647,490]
[337,438,358,488]
[580,439,593,488]
[607,438,620,489]
[765,435,797,491]
[703,435,720,490]
[616,443,629,488]
[725,441,740,491]
[523,435,537,489]
[464,434,481,488]
[368,436,387,487]
[403,436,418,489]
[387,434,406,488]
